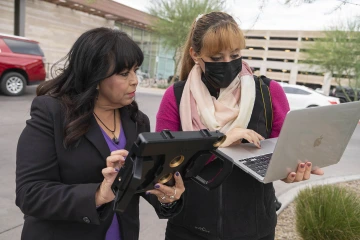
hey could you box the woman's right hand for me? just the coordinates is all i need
[95,150,128,206]
[220,128,265,148]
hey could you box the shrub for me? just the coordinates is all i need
[295,185,360,240]
[157,84,169,89]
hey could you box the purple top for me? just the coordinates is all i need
[100,124,126,240]
[156,80,290,138]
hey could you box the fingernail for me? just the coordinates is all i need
[300,164,305,168]
[175,172,180,177]
[146,191,151,195]
[291,173,296,177]
[155,184,160,189]
[114,168,120,172]
[307,162,312,167]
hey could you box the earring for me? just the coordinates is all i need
[95,85,99,100]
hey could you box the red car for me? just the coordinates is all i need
[0,33,46,96]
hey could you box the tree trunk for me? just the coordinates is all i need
[336,79,352,102]
[170,47,180,84]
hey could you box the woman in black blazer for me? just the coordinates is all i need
[16,28,185,240]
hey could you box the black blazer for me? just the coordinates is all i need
[16,95,181,240]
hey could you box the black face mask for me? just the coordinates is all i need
[202,57,242,89]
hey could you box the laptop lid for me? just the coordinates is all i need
[219,101,360,183]
[263,101,360,183]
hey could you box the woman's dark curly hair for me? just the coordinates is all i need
[37,27,144,148]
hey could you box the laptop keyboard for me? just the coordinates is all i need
[239,153,273,177]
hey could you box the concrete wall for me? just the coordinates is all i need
[0,0,15,35]
[0,0,115,76]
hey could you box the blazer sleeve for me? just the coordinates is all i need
[140,113,184,218]
[16,96,104,225]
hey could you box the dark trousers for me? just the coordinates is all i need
[165,222,275,240]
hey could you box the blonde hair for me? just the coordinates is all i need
[179,12,246,81]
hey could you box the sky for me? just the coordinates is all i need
[113,0,359,31]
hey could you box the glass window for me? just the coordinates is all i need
[141,54,150,77]
[150,33,159,56]
[133,28,142,48]
[283,87,311,95]
[282,87,296,94]
[4,38,44,56]
[295,89,311,95]
[115,22,122,30]
[122,25,133,38]
[149,55,157,78]
[142,31,151,54]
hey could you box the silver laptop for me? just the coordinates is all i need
[218,101,360,183]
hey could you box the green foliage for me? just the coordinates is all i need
[157,84,170,89]
[295,185,360,240]
[303,18,360,101]
[148,0,225,51]
[147,0,226,77]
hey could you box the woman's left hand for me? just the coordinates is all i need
[282,162,324,183]
[146,172,185,204]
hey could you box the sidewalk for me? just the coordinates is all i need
[137,86,360,214]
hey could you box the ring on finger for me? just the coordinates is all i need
[161,194,166,200]
[168,188,177,199]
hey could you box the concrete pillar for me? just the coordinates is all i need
[289,65,298,85]
[14,0,26,36]
[295,36,301,64]
[322,72,332,96]
[260,61,267,76]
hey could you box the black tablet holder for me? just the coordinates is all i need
[111,129,233,213]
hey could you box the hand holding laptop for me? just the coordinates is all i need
[282,161,324,183]
[220,127,325,184]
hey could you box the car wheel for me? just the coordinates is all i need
[0,72,26,96]
[307,105,318,108]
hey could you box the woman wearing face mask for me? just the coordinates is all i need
[156,12,324,240]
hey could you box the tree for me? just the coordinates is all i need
[304,18,360,101]
[148,0,226,82]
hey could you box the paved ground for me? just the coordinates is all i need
[0,85,359,240]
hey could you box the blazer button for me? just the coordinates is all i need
[83,217,91,224]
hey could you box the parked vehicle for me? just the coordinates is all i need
[279,83,340,110]
[330,86,360,103]
[0,33,46,96]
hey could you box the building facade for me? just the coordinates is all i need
[242,29,346,94]
[0,0,344,93]
[0,0,175,80]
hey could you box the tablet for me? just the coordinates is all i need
[111,129,233,213]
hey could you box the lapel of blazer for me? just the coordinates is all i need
[85,115,111,161]
[120,107,137,150]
